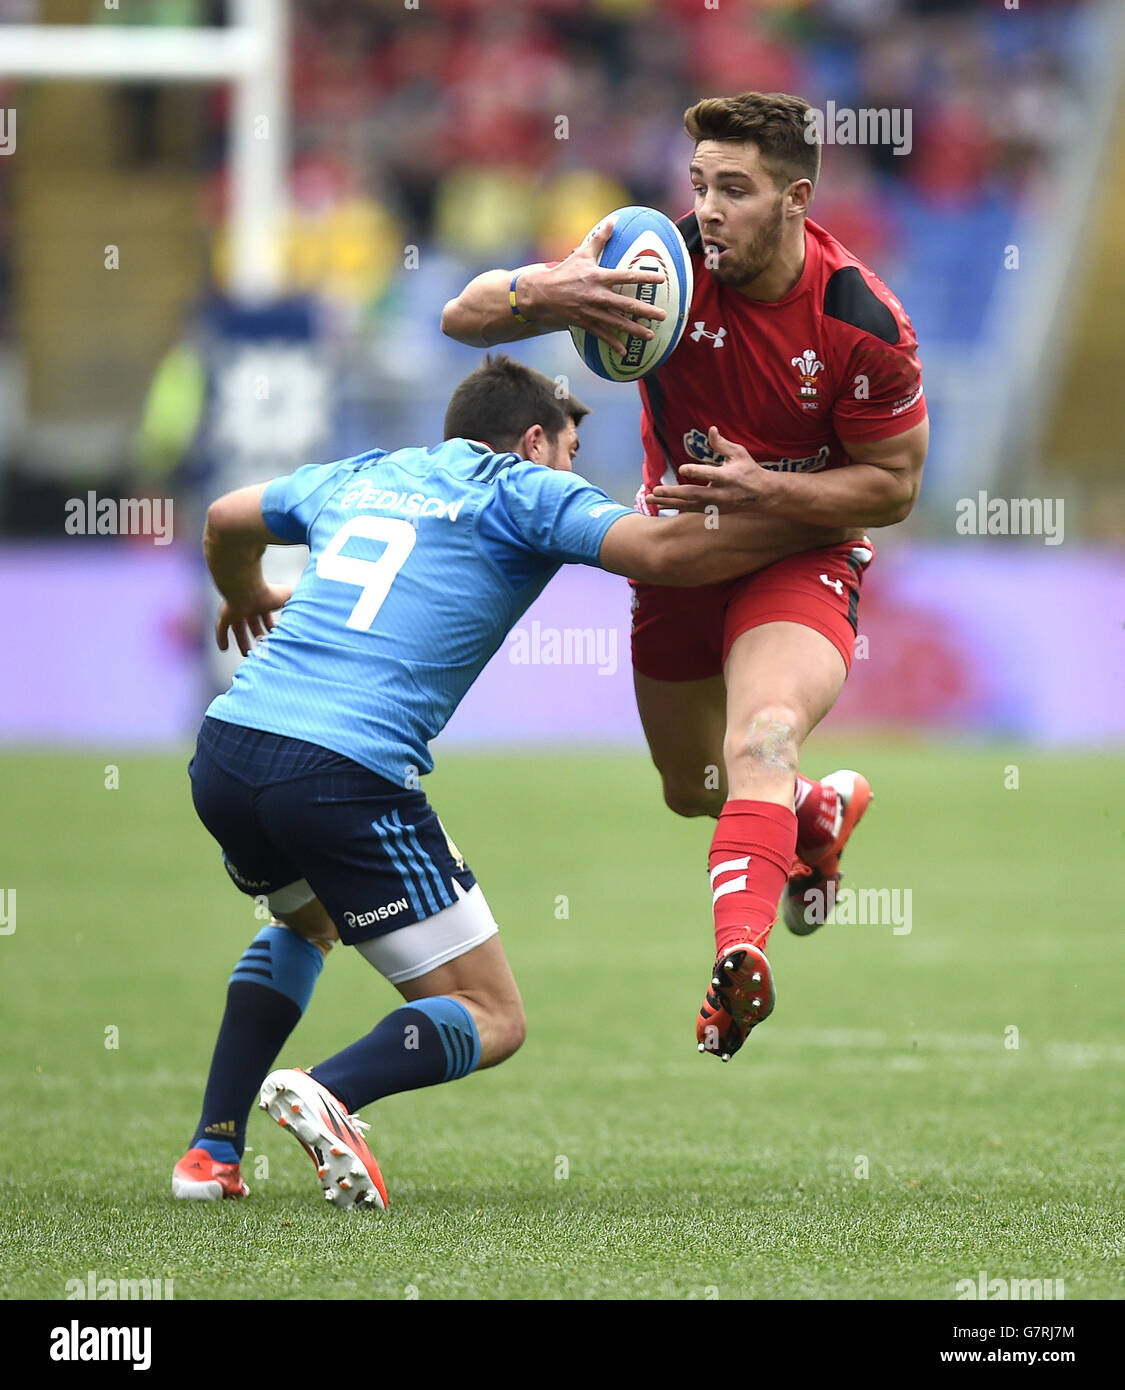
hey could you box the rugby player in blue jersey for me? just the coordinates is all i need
[172,355,831,1208]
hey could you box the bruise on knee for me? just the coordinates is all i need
[735,716,800,775]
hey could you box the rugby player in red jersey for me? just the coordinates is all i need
[442,92,928,1062]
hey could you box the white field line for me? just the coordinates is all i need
[26,1033,1124,1096]
[770,1027,1125,1068]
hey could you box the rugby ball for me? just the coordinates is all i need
[569,206,692,383]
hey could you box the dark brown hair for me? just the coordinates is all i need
[443,353,590,452]
[684,91,820,192]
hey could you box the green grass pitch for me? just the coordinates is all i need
[2,738,1122,1300]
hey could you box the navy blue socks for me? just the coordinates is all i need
[192,925,325,1162]
[190,925,482,1163]
[310,996,481,1114]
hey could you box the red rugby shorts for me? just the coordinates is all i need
[630,539,874,682]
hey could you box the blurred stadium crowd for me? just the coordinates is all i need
[280,0,1078,256]
[0,0,1099,522]
[0,0,1120,750]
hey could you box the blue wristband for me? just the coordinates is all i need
[509,273,529,325]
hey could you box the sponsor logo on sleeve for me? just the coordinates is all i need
[891,384,924,415]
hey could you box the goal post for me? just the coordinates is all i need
[0,0,290,301]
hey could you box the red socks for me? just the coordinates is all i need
[707,780,838,957]
[709,800,798,956]
[794,774,840,863]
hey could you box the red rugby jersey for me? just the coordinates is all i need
[638,214,927,499]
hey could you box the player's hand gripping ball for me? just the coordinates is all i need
[569,206,693,383]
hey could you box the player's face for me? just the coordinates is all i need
[690,141,787,289]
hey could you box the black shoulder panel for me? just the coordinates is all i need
[823,266,899,345]
[676,212,702,255]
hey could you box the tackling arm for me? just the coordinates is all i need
[598,509,831,587]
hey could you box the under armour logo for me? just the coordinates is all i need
[819,573,844,596]
[690,321,726,347]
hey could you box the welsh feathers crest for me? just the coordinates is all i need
[790,348,825,400]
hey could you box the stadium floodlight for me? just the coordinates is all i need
[0,0,289,303]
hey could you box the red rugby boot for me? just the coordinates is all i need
[172,1147,250,1200]
[696,942,776,1062]
[785,770,873,935]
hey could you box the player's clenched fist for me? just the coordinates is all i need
[646,426,772,513]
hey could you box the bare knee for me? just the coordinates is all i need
[272,899,339,946]
[449,985,526,1068]
[495,1004,527,1062]
[474,999,526,1067]
[662,778,724,819]
[724,705,803,784]
[397,935,525,1069]
[657,756,726,818]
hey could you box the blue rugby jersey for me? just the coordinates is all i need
[204,439,631,784]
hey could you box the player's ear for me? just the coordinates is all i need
[786,178,813,218]
[519,424,547,464]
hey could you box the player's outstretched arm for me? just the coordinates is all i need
[440,219,666,357]
[439,266,561,348]
[598,510,825,588]
[648,421,929,528]
[204,483,293,656]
